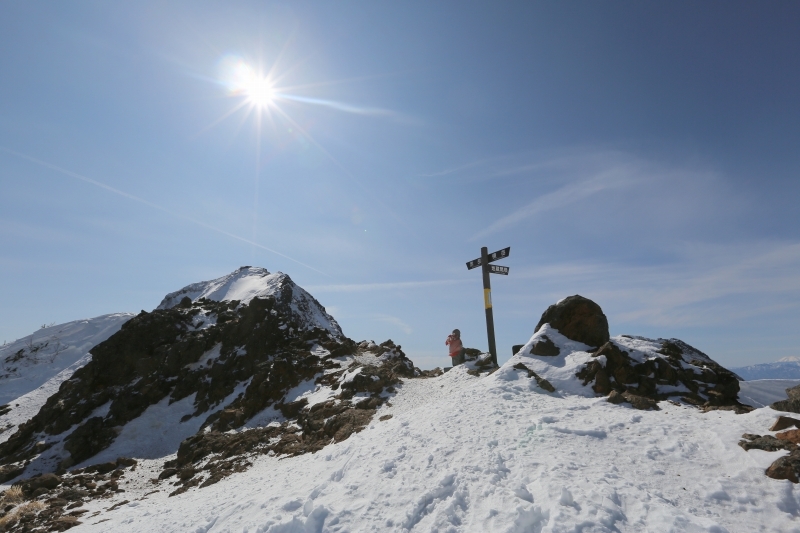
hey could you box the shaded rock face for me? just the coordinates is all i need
[530,335,560,356]
[0,272,422,486]
[577,338,749,412]
[766,453,800,483]
[520,297,748,413]
[534,295,609,348]
[771,416,800,431]
[740,430,800,484]
[512,363,555,392]
[771,385,800,414]
[161,340,413,495]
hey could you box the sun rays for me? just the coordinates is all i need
[219,56,276,111]
[213,54,399,142]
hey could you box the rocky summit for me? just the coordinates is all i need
[518,295,750,413]
[0,268,428,496]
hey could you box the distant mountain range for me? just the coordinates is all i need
[731,356,800,380]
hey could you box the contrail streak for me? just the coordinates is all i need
[0,147,328,277]
[276,94,395,116]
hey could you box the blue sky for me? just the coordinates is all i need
[1,1,799,369]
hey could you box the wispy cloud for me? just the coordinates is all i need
[373,313,412,335]
[417,158,494,178]
[471,161,642,240]
[307,279,470,293]
[0,147,328,276]
[277,94,396,117]
[507,241,800,329]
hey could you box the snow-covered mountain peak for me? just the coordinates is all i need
[157,266,342,337]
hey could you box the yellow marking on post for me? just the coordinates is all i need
[484,288,492,309]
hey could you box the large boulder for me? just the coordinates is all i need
[772,384,800,414]
[534,295,609,348]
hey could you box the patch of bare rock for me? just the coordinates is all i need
[739,387,800,484]
[0,270,440,516]
[528,295,751,413]
[0,457,137,532]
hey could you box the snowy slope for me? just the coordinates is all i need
[58,361,800,533]
[157,266,342,337]
[0,313,133,442]
[2,281,798,532]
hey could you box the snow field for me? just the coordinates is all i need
[0,313,133,443]
[67,364,800,533]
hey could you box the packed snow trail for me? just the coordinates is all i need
[66,365,800,533]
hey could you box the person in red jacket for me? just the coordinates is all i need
[446,329,465,366]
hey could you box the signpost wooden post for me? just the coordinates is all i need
[466,246,510,367]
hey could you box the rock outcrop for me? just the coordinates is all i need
[0,269,426,492]
[534,295,609,348]
[577,337,748,412]
[517,296,750,413]
[771,384,800,414]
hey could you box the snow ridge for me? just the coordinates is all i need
[0,313,133,444]
[157,266,342,337]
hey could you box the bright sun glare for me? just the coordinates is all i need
[221,56,275,109]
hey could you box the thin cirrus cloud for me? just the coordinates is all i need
[373,313,413,335]
[471,161,642,241]
[306,279,470,293]
[507,240,800,329]
[277,94,396,117]
[0,147,328,277]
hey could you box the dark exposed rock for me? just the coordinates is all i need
[81,462,118,475]
[0,278,397,479]
[513,363,556,392]
[158,468,177,480]
[607,390,625,404]
[0,464,25,484]
[0,461,143,532]
[771,386,800,414]
[58,488,89,501]
[534,295,609,348]
[115,457,137,468]
[159,345,411,494]
[788,384,800,401]
[739,434,795,452]
[606,390,659,410]
[766,450,800,483]
[530,335,560,356]
[626,392,659,410]
[576,338,749,413]
[701,404,754,414]
[771,416,800,432]
[771,398,800,414]
[50,516,82,531]
[18,473,62,495]
[62,418,120,467]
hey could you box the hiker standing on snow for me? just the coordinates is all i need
[446,329,465,366]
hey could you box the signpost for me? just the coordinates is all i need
[466,246,510,367]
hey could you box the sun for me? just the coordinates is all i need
[220,57,275,109]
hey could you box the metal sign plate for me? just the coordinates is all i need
[489,264,509,275]
[466,258,482,270]
[487,247,510,263]
[466,247,510,270]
